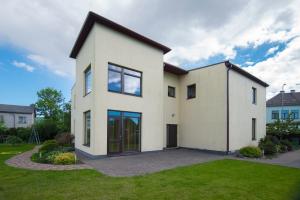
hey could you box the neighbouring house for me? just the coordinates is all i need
[0,104,35,128]
[70,12,268,157]
[266,90,300,124]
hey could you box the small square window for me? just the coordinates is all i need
[18,116,27,124]
[168,86,175,97]
[187,84,196,99]
[271,111,279,119]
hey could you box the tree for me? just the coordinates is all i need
[35,87,64,121]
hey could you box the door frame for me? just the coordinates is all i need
[107,109,142,156]
[166,124,178,148]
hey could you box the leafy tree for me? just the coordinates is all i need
[35,88,64,120]
[0,122,7,135]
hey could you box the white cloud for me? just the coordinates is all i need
[245,61,254,66]
[12,61,35,72]
[246,37,300,99]
[0,0,300,98]
[265,46,279,56]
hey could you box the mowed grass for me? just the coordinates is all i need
[0,144,300,200]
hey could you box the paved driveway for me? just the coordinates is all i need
[254,149,300,168]
[80,148,224,177]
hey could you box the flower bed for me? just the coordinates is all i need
[31,139,77,165]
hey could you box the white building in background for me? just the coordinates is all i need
[0,104,35,128]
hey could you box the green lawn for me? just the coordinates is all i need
[0,145,300,200]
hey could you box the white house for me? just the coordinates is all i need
[0,104,35,128]
[70,12,268,158]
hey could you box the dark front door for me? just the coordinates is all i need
[167,124,177,148]
[107,110,141,155]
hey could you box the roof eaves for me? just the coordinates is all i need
[70,12,171,59]
[225,61,269,87]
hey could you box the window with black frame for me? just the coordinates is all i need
[108,63,141,96]
[168,86,175,97]
[84,65,92,95]
[83,111,91,147]
[187,84,196,99]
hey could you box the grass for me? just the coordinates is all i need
[0,144,300,200]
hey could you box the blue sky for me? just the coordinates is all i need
[0,44,72,105]
[0,0,300,103]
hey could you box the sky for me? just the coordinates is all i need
[0,0,300,105]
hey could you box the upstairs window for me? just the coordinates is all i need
[84,65,92,95]
[252,87,257,104]
[281,110,289,119]
[108,63,142,96]
[271,111,279,119]
[168,86,175,97]
[187,84,196,99]
[291,110,299,120]
[18,116,27,124]
[0,115,4,123]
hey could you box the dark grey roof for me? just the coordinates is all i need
[267,92,300,107]
[0,104,35,114]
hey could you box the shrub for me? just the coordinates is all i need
[263,141,278,155]
[239,146,262,158]
[6,135,23,145]
[34,119,60,141]
[280,139,293,151]
[16,127,32,141]
[278,144,288,153]
[0,122,7,135]
[55,132,74,146]
[39,140,59,153]
[31,151,61,163]
[53,152,76,165]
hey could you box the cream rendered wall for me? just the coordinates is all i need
[163,72,180,147]
[72,27,95,155]
[179,64,228,151]
[229,70,266,151]
[92,23,165,155]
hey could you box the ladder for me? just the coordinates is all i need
[28,126,41,144]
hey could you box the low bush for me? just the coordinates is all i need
[263,141,278,155]
[16,127,32,141]
[53,152,76,165]
[278,144,288,153]
[55,132,74,146]
[280,140,293,151]
[31,151,61,163]
[39,140,59,153]
[239,146,262,158]
[6,135,23,145]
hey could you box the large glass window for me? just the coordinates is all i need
[187,84,196,99]
[108,63,142,96]
[84,111,91,147]
[0,115,4,123]
[107,110,141,154]
[271,110,279,119]
[291,110,299,119]
[84,65,92,95]
[281,110,289,119]
[252,87,257,104]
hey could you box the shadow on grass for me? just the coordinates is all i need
[292,181,300,200]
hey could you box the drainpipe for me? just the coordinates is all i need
[225,61,232,154]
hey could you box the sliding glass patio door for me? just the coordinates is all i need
[107,110,141,155]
